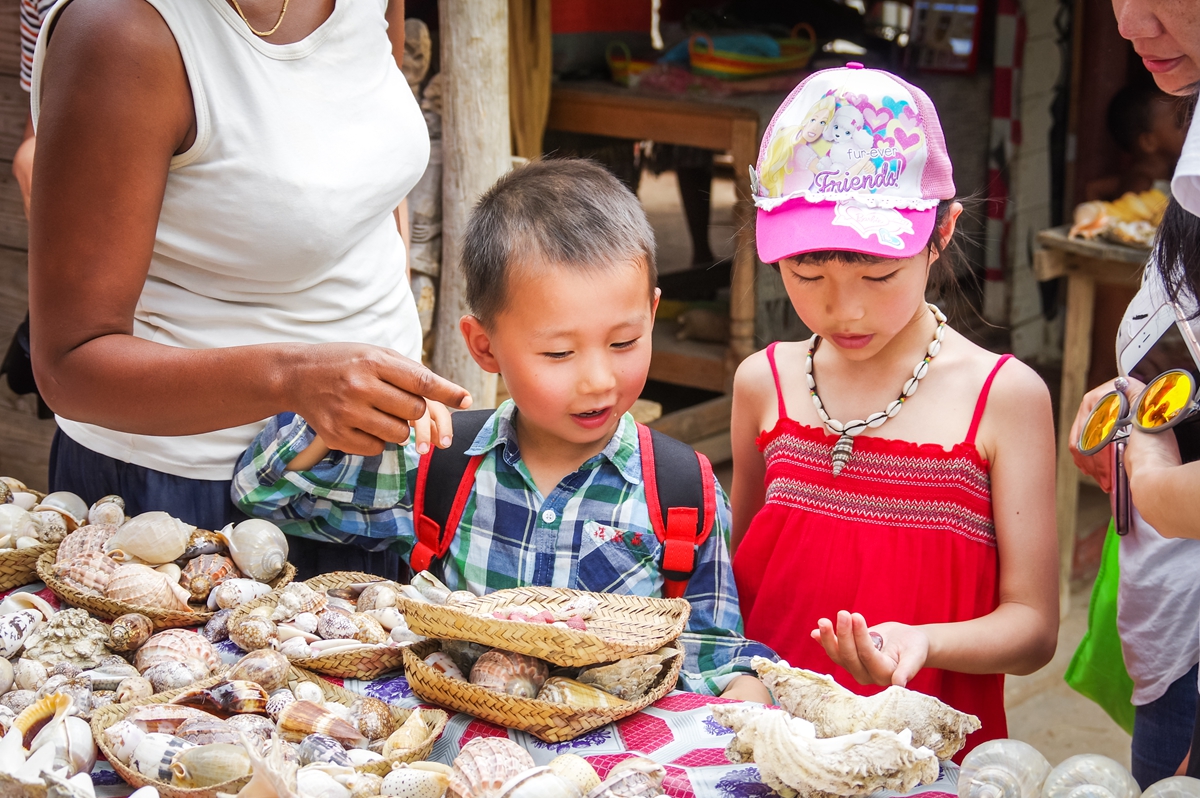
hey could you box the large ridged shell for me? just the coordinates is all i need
[170,680,270,716]
[124,704,216,735]
[180,554,241,602]
[577,649,675,701]
[135,629,221,677]
[227,649,290,693]
[53,551,120,596]
[0,609,41,659]
[536,678,629,710]
[106,563,193,612]
[105,511,195,564]
[218,519,288,582]
[276,700,368,749]
[55,524,118,563]
[270,583,327,622]
[470,650,548,698]
[754,658,981,761]
[130,732,195,782]
[448,737,536,798]
[23,608,111,668]
[170,742,253,788]
[712,702,939,798]
[108,613,154,652]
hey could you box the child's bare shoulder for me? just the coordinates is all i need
[950,335,1051,419]
[733,342,802,404]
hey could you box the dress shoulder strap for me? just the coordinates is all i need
[765,342,788,420]
[966,354,1014,445]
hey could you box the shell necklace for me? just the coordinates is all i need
[807,303,947,477]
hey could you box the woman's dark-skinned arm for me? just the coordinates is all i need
[29,0,467,456]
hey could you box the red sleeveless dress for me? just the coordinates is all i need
[734,343,1012,759]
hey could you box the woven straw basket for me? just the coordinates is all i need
[0,542,56,592]
[228,571,407,680]
[402,639,683,742]
[36,551,295,630]
[92,665,448,798]
[399,586,691,667]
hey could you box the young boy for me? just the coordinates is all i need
[233,159,774,701]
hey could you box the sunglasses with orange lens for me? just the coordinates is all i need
[1077,369,1199,456]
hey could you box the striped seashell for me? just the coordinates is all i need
[830,433,855,477]
[179,554,241,602]
[170,680,269,716]
[275,700,369,749]
[135,629,221,676]
[447,737,535,798]
[55,524,119,563]
[53,551,119,596]
[123,704,215,735]
[129,732,194,782]
[106,563,193,613]
[470,650,549,698]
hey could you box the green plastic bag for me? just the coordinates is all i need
[1064,520,1135,735]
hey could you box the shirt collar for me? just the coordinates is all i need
[466,400,643,486]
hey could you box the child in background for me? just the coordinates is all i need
[234,158,775,701]
[1107,83,1186,196]
[730,65,1059,754]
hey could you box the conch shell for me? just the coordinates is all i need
[105,511,195,564]
[712,702,939,798]
[275,700,368,749]
[754,658,981,760]
[106,563,193,612]
[218,519,288,582]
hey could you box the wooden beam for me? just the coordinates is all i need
[649,394,732,443]
[648,325,726,394]
[432,0,510,407]
[727,115,759,383]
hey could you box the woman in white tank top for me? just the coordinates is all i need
[28,0,468,576]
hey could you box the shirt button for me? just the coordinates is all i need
[541,509,557,524]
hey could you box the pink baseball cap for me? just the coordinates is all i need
[751,63,956,263]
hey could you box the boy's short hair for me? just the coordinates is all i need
[1107,83,1172,153]
[462,158,657,325]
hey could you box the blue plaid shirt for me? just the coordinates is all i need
[232,401,776,694]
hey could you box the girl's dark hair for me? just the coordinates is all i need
[772,200,962,291]
[1152,92,1200,315]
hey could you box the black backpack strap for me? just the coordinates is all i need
[410,409,493,574]
[637,424,717,598]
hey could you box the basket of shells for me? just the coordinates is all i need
[37,516,296,630]
[92,651,448,798]
[0,484,107,593]
[397,578,691,668]
[401,638,683,743]
[224,572,427,681]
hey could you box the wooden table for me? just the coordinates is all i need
[1034,227,1148,613]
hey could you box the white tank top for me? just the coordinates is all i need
[32,0,428,480]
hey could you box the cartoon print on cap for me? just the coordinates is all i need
[752,83,927,208]
[832,200,914,250]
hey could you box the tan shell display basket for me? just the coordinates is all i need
[92,665,448,798]
[399,586,691,667]
[36,551,295,630]
[0,541,56,592]
[228,571,407,680]
[402,639,683,743]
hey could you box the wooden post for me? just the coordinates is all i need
[432,0,511,407]
[1054,271,1095,618]
[727,116,761,383]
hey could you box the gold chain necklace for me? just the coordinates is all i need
[229,0,291,37]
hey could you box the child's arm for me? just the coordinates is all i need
[813,361,1060,685]
[730,351,774,553]
[284,399,454,473]
[676,475,778,700]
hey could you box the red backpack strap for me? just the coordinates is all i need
[410,409,492,574]
[638,423,717,599]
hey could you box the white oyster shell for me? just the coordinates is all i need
[712,702,939,798]
[755,657,981,760]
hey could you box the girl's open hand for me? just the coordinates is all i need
[812,611,929,687]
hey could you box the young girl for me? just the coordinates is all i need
[732,65,1059,755]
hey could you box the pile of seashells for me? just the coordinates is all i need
[711,657,983,798]
[102,648,437,797]
[374,736,669,798]
[423,643,679,711]
[51,516,289,613]
[223,577,435,663]
[0,484,104,552]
